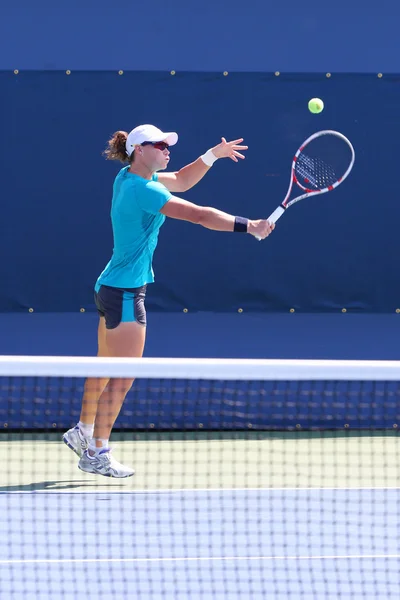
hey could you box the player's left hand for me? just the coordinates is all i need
[212,138,248,162]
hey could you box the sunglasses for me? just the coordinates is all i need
[141,141,170,151]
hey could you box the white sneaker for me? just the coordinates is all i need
[62,425,89,458]
[78,448,135,478]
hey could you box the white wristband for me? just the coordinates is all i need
[200,148,218,167]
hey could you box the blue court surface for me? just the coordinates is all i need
[1,488,399,599]
[1,312,399,599]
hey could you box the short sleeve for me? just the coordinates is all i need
[136,180,172,215]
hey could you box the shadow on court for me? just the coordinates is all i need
[1,430,398,442]
[0,480,129,493]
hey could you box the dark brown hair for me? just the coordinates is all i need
[103,130,133,163]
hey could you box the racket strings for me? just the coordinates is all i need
[296,153,338,189]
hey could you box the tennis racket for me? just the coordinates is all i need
[257,130,355,239]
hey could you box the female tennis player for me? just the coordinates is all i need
[63,123,275,477]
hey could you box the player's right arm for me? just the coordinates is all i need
[160,197,274,240]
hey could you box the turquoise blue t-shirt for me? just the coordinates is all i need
[96,167,172,289]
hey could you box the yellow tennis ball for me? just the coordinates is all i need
[308,98,324,113]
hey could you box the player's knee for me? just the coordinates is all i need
[108,377,135,395]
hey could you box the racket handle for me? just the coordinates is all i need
[255,206,285,241]
[268,205,285,224]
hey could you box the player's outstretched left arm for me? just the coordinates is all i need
[160,196,275,240]
[157,138,248,193]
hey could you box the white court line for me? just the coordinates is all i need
[1,554,400,565]
[2,486,400,494]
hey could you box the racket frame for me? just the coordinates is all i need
[257,130,355,238]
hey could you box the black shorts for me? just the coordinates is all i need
[94,284,147,329]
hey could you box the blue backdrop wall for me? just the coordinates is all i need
[1,0,399,73]
[1,71,399,313]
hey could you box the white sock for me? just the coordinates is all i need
[78,421,94,439]
[88,438,109,456]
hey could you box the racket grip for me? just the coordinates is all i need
[268,205,285,224]
[255,206,285,241]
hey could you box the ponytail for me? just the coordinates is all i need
[103,131,130,163]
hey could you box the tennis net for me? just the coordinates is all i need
[0,355,399,599]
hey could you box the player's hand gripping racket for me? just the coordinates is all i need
[256,130,355,240]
